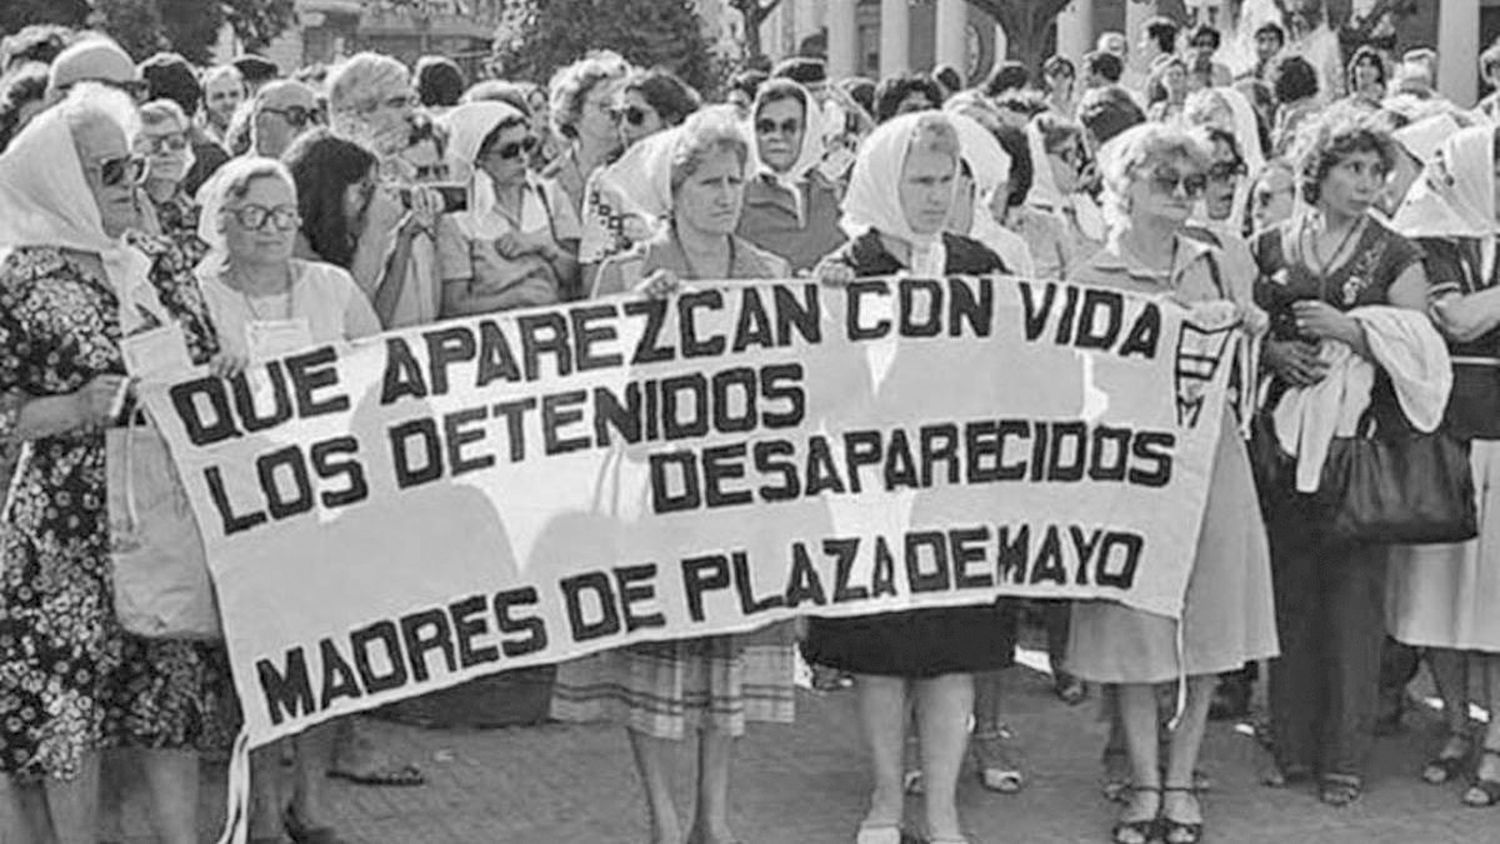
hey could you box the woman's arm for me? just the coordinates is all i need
[7,377,128,441]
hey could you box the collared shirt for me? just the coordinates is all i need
[736,171,847,274]
[1069,234,1221,303]
[592,229,790,298]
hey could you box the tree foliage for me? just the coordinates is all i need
[494,0,718,95]
[223,0,298,54]
[966,0,1072,74]
[0,0,92,39]
[0,0,294,64]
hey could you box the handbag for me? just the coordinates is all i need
[106,410,223,640]
[1313,411,1478,545]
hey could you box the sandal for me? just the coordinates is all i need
[1463,748,1500,808]
[1423,735,1473,785]
[854,823,924,844]
[1318,773,1363,807]
[1102,745,1131,803]
[1160,785,1204,844]
[971,729,1026,794]
[1111,785,1162,844]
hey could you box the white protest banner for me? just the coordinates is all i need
[138,276,1241,749]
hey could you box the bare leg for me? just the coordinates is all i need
[43,751,101,844]
[1,776,54,844]
[855,674,908,831]
[972,670,1003,734]
[627,729,683,844]
[687,728,735,844]
[1115,683,1163,841]
[914,674,973,841]
[1162,676,1217,838]
[1423,648,1474,784]
[1463,654,1500,805]
[139,749,199,844]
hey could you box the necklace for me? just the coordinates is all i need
[1304,213,1364,277]
[229,265,294,321]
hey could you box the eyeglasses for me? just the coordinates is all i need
[224,204,300,231]
[1149,168,1209,198]
[614,105,650,127]
[414,163,450,180]
[755,117,802,136]
[262,105,320,129]
[481,136,537,161]
[93,154,148,187]
[1254,186,1293,207]
[139,133,189,154]
[1207,161,1248,183]
[379,93,416,111]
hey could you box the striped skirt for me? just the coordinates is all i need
[550,627,796,740]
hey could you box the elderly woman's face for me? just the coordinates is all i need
[1319,149,1386,217]
[477,123,533,187]
[1128,153,1207,227]
[75,116,144,238]
[755,97,806,174]
[578,77,623,146]
[674,146,745,237]
[899,146,957,237]
[135,115,192,186]
[222,174,299,267]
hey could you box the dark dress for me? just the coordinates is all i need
[1251,213,1424,780]
[0,234,237,781]
[801,230,1020,678]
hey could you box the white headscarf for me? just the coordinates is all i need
[1392,126,1499,277]
[949,112,1012,199]
[193,156,298,275]
[841,112,957,276]
[598,124,683,222]
[0,89,162,330]
[1025,117,1107,243]
[1189,87,1265,233]
[439,101,528,229]
[746,81,827,227]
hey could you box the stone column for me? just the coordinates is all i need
[879,0,910,78]
[1056,0,1095,62]
[827,0,858,78]
[1437,0,1480,107]
[935,0,967,77]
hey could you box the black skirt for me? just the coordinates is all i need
[803,601,1018,678]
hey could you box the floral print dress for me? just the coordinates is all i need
[0,233,237,781]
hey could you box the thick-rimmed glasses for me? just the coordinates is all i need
[224,204,300,231]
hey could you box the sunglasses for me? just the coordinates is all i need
[755,117,802,136]
[93,154,148,187]
[139,133,189,154]
[225,204,300,232]
[1150,168,1209,198]
[1254,186,1293,207]
[414,163,450,180]
[262,105,320,129]
[614,105,650,127]
[1208,161,1248,183]
[482,136,537,160]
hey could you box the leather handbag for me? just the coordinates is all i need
[107,411,223,640]
[1313,413,1478,545]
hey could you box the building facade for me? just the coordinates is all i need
[761,0,1495,107]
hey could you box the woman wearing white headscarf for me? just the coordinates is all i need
[736,77,847,273]
[0,84,238,844]
[804,112,1011,844]
[550,109,796,844]
[437,101,581,311]
[1020,113,1105,280]
[1184,87,1266,236]
[1388,124,1500,806]
[947,110,1036,280]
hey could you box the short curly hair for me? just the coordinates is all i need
[873,72,944,123]
[1270,54,1319,104]
[1291,112,1396,206]
[547,50,629,140]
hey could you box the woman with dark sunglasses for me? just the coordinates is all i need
[134,99,207,263]
[436,101,580,313]
[0,83,242,844]
[251,80,322,160]
[1067,123,1276,844]
[736,78,846,274]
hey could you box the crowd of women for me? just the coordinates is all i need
[2,10,1500,844]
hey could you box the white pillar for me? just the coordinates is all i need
[935,0,967,75]
[1056,0,1094,62]
[1124,0,1152,77]
[1438,0,1480,107]
[879,0,910,78]
[827,0,858,79]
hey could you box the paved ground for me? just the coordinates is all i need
[110,648,1500,844]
